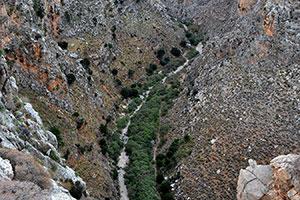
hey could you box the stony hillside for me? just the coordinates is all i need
[161,0,300,199]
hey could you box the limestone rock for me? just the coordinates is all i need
[0,156,13,180]
[237,159,273,200]
[237,155,300,200]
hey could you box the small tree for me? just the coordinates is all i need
[112,69,118,76]
[66,74,76,85]
[156,48,165,59]
[170,47,181,57]
[128,69,135,78]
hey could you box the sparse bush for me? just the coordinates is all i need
[33,0,44,18]
[49,151,60,163]
[128,69,135,78]
[99,139,109,155]
[156,48,165,59]
[180,40,187,48]
[49,127,64,147]
[170,47,181,57]
[66,73,76,85]
[58,41,68,50]
[112,68,118,76]
[146,63,157,75]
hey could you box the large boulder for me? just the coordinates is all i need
[237,155,300,200]
[237,159,273,200]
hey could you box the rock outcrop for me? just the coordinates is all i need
[0,73,85,199]
[237,154,300,200]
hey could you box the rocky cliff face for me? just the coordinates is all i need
[237,154,300,200]
[0,75,85,199]
[160,0,238,37]
[161,0,300,199]
[0,0,185,199]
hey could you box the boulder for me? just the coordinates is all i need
[237,155,300,200]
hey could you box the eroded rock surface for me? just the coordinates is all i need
[237,154,300,200]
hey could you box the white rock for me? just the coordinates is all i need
[0,157,14,180]
[210,139,217,144]
[24,103,43,125]
[69,53,79,59]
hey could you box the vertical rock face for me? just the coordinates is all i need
[237,154,300,200]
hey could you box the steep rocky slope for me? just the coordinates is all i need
[161,0,300,199]
[0,0,186,199]
[161,0,238,37]
[0,76,85,199]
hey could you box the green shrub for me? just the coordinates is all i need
[72,112,79,117]
[63,149,70,160]
[186,48,199,60]
[128,69,135,78]
[99,124,108,135]
[115,78,122,85]
[159,180,172,195]
[65,11,71,22]
[80,58,90,68]
[49,151,60,163]
[128,98,142,113]
[146,63,158,75]
[112,168,118,180]
[112,69,118,76]
[33,0,44,18]
[170,47,181,57]
[99,139,109,155]
[166,139,180,158]
[58,41,68,50]
[121,87,139,99]
[156,48,165,59]
[117,116,129,129]
[184,134,191,142]
[162,193,174,200]
[180,40,187,48]
[70,181,84,199]
[49,127,64,147]
[66,74,76,85]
